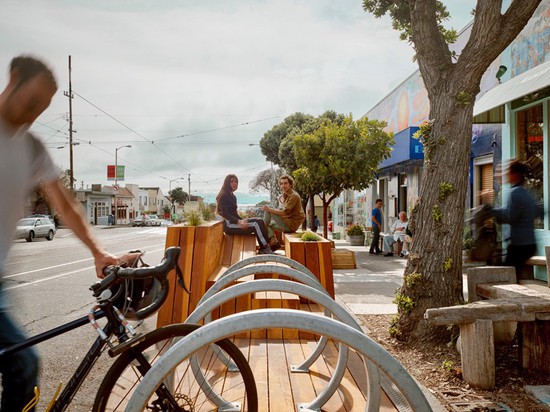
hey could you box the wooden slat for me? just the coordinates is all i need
[301,339,347,410]
[425,299,526,325]
[283,339,317,406]
[477,282,550,300]
[157,226,181,327]
[318,241,335,298]
[249,337,269,409]
[171,227,195,324]
[323,339,367,411]
[267,340,295,411]
[251,292,267,339]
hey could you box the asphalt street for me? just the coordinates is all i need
[4,226,168,410]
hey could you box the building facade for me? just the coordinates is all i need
[334,2,550,280]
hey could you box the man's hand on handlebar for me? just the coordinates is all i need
[94,251,119,279]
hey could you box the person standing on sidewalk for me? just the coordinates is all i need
[369,199,383,255]
[484,160,544,275]
[262,174,305,250]
[0,55,118,412]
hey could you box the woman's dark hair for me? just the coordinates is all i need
[216,174,238,207]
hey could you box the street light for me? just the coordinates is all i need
[115,145,132,187]
[249,143,275,204]
[168,177,185,215]
[114,145,131,225]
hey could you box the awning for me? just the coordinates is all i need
[473,59,550,123]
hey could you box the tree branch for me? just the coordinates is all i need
[409,0,453,93]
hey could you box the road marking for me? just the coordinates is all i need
[5,267,92,290]
[4,247,166,280]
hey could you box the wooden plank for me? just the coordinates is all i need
[283,339,317,407]
[242,234,257,259]
[281,293,300,340]
[519,320,550,373]
[171,227,195,324]
[221,337,250,407]
[477,282,550,300]
[318,241,335,298]
[157,226,181,328]
[425,299,525,325]
[232,338,252,409]
[460,319,495,389]
[267,340,295,411]
[526,256,546,266]
[220,234,234,266]
[265,292,283,340]
[249,337,268,409]
[301,339,346,410]
[251,292,267,339]
[189,226,209,315]
[322,338,367,411]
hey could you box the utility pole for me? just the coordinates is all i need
[63,55,74,194]
[188,174,191,201]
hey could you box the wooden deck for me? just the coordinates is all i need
[218,303,399,411]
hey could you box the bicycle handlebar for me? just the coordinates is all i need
[90,247,181,320]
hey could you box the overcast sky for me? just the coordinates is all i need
[1,0,475,199]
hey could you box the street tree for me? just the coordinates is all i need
[249,168,284,201]
[260,112,314,165]
[169,187,189,206]
[293,115,393,239]
[363,0,542,341]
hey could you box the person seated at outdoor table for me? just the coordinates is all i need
[216,174,273,254]
[261,174,305,251]
[383,211,408,257]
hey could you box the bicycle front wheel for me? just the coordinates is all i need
[93,323,257,411]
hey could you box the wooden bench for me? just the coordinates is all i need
[425,266,550,389]
[157,222,302,332]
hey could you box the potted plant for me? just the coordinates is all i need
[347,224,365,246]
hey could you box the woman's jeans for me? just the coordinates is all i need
[0,284,39,412]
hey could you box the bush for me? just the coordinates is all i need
[301,231,320,242]
[346,224,364,236]
[185,210,203,226]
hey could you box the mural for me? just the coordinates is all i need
[509,2,550,76]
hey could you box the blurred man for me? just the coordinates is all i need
[486,160,544,275]
[0,55,117,411]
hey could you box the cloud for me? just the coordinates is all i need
[1,0,475,197]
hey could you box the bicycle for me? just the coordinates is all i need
[2,247,257,411]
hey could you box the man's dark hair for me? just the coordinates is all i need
[280,174,294,187]
[375,198,383,204]
[10,55,57,90]
[509,160,528,184]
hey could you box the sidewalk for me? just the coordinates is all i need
[330,238,447,412]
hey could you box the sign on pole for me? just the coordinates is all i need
[107,165,126,181]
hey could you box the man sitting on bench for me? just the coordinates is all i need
[261,174,305,251]
[383,211,408,257]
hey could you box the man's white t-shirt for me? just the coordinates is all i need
[0,121,59,275]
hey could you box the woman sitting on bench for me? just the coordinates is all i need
[216,174,273,254]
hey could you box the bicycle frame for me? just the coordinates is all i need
[0,306,121,412]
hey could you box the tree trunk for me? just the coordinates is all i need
[309,193,315,230]
[395,88,475,342]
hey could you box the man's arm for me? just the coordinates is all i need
[262,204,285,216]
[45,179,118,278]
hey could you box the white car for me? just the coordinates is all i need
[16,217,57,242]
[146,215,162,226]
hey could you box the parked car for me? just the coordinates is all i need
[147,215,162,226]
[131,214,160,227]
[28,214,56,226]
[16,217,56,242]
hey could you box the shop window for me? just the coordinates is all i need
[515,103,544,229]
